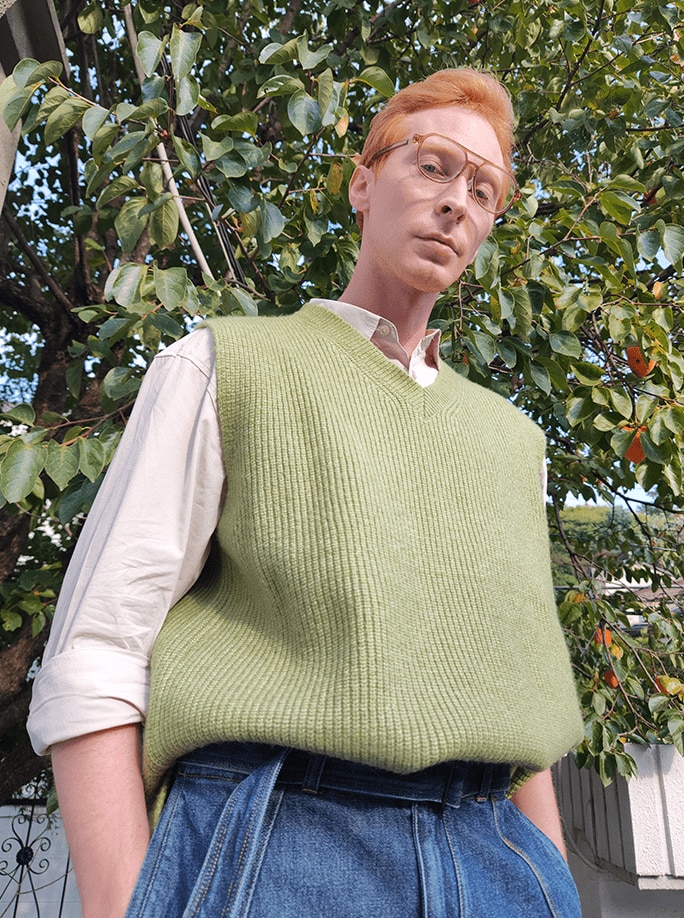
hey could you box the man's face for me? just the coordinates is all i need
[352,106,504,295]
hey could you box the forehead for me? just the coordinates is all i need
[401,106,504,168]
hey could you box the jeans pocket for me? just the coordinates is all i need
[492,798,581,918]
[126,768,245,917]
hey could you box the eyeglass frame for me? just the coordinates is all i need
[365,133,521,217]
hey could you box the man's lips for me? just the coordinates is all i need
[417,235,457,254]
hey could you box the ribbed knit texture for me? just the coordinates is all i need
[143,302,583,796]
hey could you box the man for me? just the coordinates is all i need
[28,68,584,917]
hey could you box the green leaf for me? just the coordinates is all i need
[549,331,581,358]
[0,75,22,130]
[610,426,637,458]
[227,185,258,213]
[211,112,259,136]
[0,440,46,502]
[259,202,285,243]
[473,239,499,283]
[317,69,335,120]
[115,102,137,122]
[10,59,39,90]
[98,316,134,343]
[172,135,201,177]
[227,286,258,317]
[91,122,119,164]
[572,361,604,385]
[44,97,90,145]
[355,67,395,97]
[608,388,633,419]
[636,228,660,262]
[599,190,638,225]
[661,224,684,266]
[1,609,23,631]
[14,59,62,89]
[170,25,202,82]
[176,74,199,117]
[154,265,188,309]
[640,430,668,464]
[215,154,248,179]
[114,198,148,252]
[258,38,298,65]
[233,140,270,170]
[566,396,591,427]
[82,105,111,140]
[497,339,518,368]
[77,1,104,34]
[662,405,684,435]
[78,437,107,481]
[96,176,139,209]
[34,82,70,119]
[105,263,148,308]
[149,197,180,249]
[101,367,141,403]
[297,36,332,70]
[530,362,551,395]
[607,174,646,194]
[201,133,234,160]
[2,404,35,424]
[45,440,79,490]
[287,90,322,136]
[257,75,306,98]
[468,331,497,364]
[123,98,169,122]
[137,31,165,77]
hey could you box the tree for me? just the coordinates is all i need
[0,0,682,799]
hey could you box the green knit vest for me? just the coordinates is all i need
[143,302,582,795]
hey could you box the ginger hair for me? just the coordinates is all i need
[354,68,516,232]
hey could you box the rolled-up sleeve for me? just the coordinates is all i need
[27,328,224,755]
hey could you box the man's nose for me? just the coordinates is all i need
[435,172,471,219]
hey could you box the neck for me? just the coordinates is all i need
[340,266,438,356]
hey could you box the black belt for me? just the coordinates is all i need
[181,742,511,810]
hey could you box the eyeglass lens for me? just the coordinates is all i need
[416,136,515,214]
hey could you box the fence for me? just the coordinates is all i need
[0,781,80,918]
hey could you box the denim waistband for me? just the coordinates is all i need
[178,742,512,809]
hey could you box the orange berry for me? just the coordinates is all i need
[624,429,646,464]
[626,346,656,378]
[594,626,614,647]
[603,670,619,689]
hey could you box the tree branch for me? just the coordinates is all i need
[1,210,75,315]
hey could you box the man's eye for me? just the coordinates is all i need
[420,158,448,178]
[474,182,497,204]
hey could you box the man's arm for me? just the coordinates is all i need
[510,767,568,860]
[52,725,150,918]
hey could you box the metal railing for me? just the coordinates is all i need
[0,781,80,917]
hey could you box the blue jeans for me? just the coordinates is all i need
[126,743,580,917]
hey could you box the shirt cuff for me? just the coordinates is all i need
[27,646,150,755]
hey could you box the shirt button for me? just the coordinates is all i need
[379,325,390,336]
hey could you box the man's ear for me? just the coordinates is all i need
[348,165,375,215]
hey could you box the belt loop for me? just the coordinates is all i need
[440,761,457,812]
[477,763,493,802]
[302,754,327,794]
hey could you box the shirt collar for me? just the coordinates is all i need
[311,299,441,373]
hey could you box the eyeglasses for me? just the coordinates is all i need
[366,133,520,216]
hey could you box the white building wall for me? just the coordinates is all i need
[557,745,684,917]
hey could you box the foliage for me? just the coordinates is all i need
[551,505,684,784]
[0,0,682,795]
